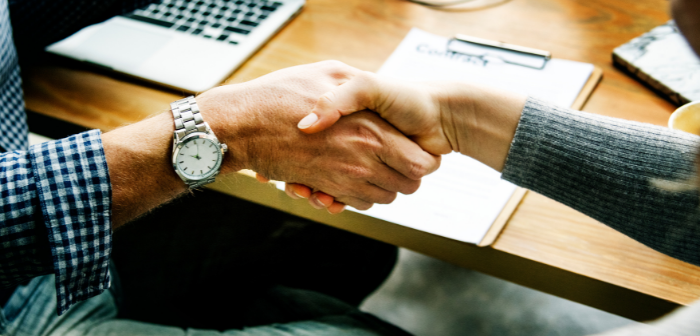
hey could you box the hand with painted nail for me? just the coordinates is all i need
[246,106,439,211]
[290,72,527,211]
[288,73,451,212]
[255,173,346,214]
[230,61,440,211]
[286,183,346,214]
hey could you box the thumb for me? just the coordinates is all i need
[298,74,379,134]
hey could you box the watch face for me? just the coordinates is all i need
[175,137,223,180]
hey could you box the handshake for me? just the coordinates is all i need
[197,60,526,214]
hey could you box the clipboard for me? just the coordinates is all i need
[448,34,552,69]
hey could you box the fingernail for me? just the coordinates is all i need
[293,190,306,199]
[298,113,318,129]
[327,205,346,215]
[310,195,325,209]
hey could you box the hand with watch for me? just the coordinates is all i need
[103,61,440,227]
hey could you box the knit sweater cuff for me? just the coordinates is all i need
[502,97,700,265]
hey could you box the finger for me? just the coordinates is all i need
[284,183,301,199]
[365,164,423,195]
[335,196,373,211]
[312,192,335,207]
[308,192,334,209]
[343,182,397,205]
[308,196,325,210]
[303,191,343,213]
[327,201,346,214]
[288,183,312,199]
[380,133,442,181]
[298,72,380,134]
[255,173,270,183]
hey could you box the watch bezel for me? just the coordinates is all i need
[172,132,224,184]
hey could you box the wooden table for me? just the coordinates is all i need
[23,0,700,322]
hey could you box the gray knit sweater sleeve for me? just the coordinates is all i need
[501,97,700,266]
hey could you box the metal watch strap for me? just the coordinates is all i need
[171,96,208,138]
[171,96,222,189]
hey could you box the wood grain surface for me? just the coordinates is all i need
[23,0,700,320]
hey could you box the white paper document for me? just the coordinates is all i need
[346,28,595,244]
[380,28,594,106]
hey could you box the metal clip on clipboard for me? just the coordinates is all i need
[447,34,552,69]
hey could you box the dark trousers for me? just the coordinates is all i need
[111,189,399,331]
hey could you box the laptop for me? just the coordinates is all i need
[46,0,305,92]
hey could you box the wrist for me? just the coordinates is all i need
[439,82,526,171]
[102,112,186,228]
[195,85,253,174]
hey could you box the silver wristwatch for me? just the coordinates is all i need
[171,96,227,188]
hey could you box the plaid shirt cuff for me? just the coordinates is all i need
[29,130,112,315]
[0,150,53,288]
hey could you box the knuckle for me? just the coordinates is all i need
[319,91,336,105]
[355,125,382,150]
[319,60,361,81]
[343,165,370,180]
[356,70,377,85]
[325,60,346,67]
[319,60,349,72]
[406,159,430,180]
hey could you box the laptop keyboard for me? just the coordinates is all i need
[125,0,283,45]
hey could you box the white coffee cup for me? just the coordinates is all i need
[668,101,700,135]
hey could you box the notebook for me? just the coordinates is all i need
[46,0,305,92]
[613,21,700,106]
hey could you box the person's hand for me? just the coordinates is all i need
[195,61,440,211]
[286,72,452,213]
[296,71,526,164]
[297,72,453,156]
[287,71,526,212]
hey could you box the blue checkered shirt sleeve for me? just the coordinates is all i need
[1,130,112,315]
